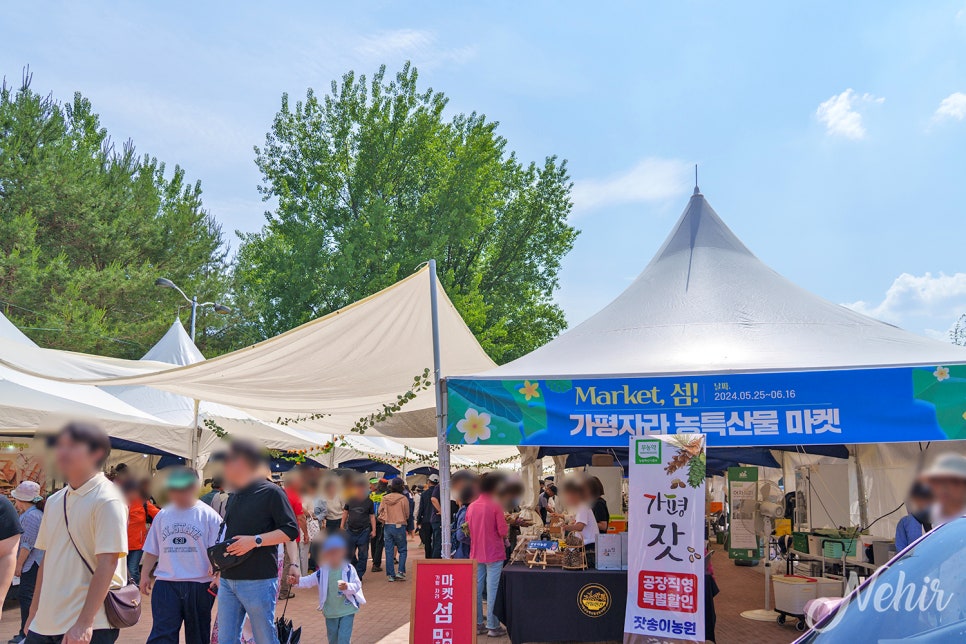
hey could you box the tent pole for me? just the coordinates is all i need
[429,260,452,559]
[852,445,869,529]
[190,398,201,470]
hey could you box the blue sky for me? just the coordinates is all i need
[5,1,966,340]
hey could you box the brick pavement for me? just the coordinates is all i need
[0,540,801,643]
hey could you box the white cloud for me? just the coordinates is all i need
[845,272,966,339]
[353,29,477,68]
[570,158,693,216]
[815,89,884,140]
[934,92,966,122]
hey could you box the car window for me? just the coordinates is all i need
[801,518,966,642]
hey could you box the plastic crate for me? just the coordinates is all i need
[822,537,858,559]
[772,575,818,615]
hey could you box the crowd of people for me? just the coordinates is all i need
[0,420,628,643]
[412,469,612,638]
[0,425,382,644]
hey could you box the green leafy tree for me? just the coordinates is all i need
[236,63,578,362]
[952,314,966,347]
[0,71,230,358]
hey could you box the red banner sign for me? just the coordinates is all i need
[411,560,478,644]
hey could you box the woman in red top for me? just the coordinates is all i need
[122,478,160,584]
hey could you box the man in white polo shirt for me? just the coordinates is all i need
[25,423,127,644]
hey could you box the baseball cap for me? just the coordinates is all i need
[321,533,348,553]
[428,473,440,483]
[165,466,199,490]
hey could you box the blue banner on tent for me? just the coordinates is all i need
[445,365,966,447]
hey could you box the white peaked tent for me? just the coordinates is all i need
[0,312,174,436]
[450,188,966,539]
[104,320,344,462]
[482,187,966,379]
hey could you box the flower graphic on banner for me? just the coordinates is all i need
[518,380,541,401]
[914,365,966,440]
[456,408,492,444]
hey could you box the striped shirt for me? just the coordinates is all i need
[19,506,44,571]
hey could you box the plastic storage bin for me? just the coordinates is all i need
[822,537,858,559]
[773,575,818,615]
[813,577,843,598]
[807,534,823,556]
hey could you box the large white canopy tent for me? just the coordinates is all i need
[447,188,966,539]
[0,267,519,467]
[483,189,966,378]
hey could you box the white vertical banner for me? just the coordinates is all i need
[624,436,706,641]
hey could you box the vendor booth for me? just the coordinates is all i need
[442,188,966,642]
[5,185,966,640]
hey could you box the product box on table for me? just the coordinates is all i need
[596,534,622,570]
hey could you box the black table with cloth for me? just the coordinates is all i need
[494,564,627,643]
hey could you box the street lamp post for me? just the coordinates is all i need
[154,278,231,342]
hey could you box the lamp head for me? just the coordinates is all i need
[155,278,176,289]
[214,304,232,315]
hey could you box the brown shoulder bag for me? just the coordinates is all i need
[63,498,142,629]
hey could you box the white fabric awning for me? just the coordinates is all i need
[0,267,496,439]
[105,320,340,458]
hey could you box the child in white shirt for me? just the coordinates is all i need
[287,534,365,644]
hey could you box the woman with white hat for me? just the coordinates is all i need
[10,481,44,644]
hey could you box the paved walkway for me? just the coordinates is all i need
[0,541,802,643]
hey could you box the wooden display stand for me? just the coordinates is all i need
[525,548,548,569]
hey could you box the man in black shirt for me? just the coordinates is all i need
[417,474,438,559]
[341,478,376,578]
[217,441,299,644]
[429,470,476,558]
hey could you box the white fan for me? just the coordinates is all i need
[740,480,786,622]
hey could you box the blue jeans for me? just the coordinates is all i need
[346,528,371,578]
[217,577,280,644]
[148,580,215,644]
[384,524,408,578]
[325,613,355,644]
[127,549,144,583]
[477,560,503,630]
[431,522,442,558]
